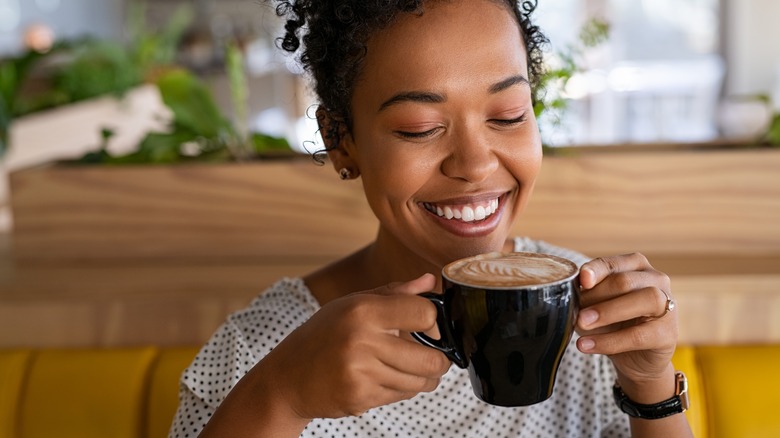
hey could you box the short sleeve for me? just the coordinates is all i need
[169,320,256,437]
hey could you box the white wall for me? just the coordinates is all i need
[725,0,780,100]
[0,0,123,56]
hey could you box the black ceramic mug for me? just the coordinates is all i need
[412,252,579,407]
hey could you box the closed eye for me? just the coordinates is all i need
[394,128,440,139]
[489,113,527,126]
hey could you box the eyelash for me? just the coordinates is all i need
[396,129,438,139]
[490,112,527,126]
[395,112,527,139]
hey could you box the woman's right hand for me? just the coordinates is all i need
[268,273,450,419]
[202,273,452,437]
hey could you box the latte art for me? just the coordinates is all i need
[444,252,577,288]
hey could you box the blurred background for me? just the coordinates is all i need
[0,3,778,435]
[1,0,778,158]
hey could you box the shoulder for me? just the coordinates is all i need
[512,236,591,266]
[179,277,318,409]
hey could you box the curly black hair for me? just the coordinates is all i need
[272,0,548,147]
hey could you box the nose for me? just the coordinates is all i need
[440,128,498,183]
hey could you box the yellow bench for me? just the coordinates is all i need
[1,345,778,437]
[0,347,197,438]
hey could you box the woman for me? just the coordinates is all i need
[170,0,692,436]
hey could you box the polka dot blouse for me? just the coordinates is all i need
[170,237,630,437]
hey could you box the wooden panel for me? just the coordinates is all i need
[0,260,321,348]
[519,149,780,257]
[674,274,780,344]
[4,148,780,348]
[2,251,779,347]
[10,159,377,262]
[10,149,780,264]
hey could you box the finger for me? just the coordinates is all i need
[578,286,675,331]
[382,376,441,396]
[354,294,437,334]
[345,352,442,401]
[580,253,653,289]
[578,270,671,308]
[375,365,443,395]
[577,319,676,355]
[378,335,452,379]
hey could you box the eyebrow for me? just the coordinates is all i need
[377,74,531,112]
[489,75,531,94]
[378,91,445,112]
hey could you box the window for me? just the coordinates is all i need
[536,0,723,146]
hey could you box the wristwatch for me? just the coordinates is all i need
[613,371,690,419]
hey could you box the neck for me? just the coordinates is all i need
[305,227,517,305]
[359,227,444,292]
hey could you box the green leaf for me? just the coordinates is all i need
[765,113,780,146]
[53,40,142,102]
[75,148,113,164]
[136,131,194,163]
[580,19,610,48]
[155,70,230,139]
[250,133,290,153]
[227,43,249,140]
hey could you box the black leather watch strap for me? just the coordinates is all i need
[613,371,689,419]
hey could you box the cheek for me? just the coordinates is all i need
[353,141,433,213]
[503,131,543,184]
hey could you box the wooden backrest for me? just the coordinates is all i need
[10,148,780,263]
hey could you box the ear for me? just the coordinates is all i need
[316,106,359,177]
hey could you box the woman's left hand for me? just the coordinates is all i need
[576,252,678,385]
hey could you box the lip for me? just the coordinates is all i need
[418,191,511,238]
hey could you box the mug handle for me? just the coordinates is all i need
[411,292,468,368]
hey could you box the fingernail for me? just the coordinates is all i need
[580,267,596,289]
[579,338,595,351]
[581,266,594,283]
[579,309,598,326]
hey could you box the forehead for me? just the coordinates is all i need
[355,0,528,103]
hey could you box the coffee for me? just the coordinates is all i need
[443,252,577,288]
[413,252,580,407]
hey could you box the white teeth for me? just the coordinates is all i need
[462,206,475,222]
[474,206,486,221]
[428,197,501,222]
[487,199,497,215]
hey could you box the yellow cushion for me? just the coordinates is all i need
[0,350,34,438]
[18,347,157,438]
[673,346,707,438]
[697,345,780,438]
[146,347,199,438]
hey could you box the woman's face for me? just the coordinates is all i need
[339,0,542,267]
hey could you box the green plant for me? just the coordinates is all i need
[0,47,66,156]
[534,18,610,147]
[766,113,780,146]
[0,3,192,160]
[75,61,290,165]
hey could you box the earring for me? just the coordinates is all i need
[339,168,352,180]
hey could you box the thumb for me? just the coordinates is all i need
[368,273,437,296]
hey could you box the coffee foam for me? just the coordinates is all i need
[444,252,577,288]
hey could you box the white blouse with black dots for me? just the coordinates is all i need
[170,237,631,437]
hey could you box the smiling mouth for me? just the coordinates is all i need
[422,196,501,222]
